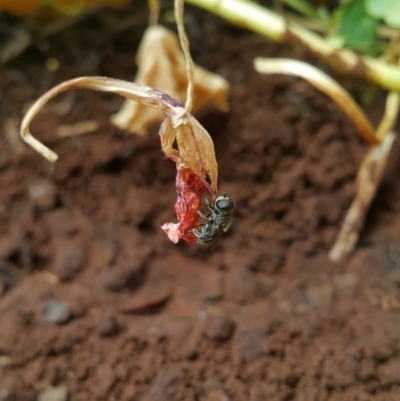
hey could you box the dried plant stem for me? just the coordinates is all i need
[376,45,400,142]
[329,131,396,262]
[19,76,218,195]
[20,77,183,163]
[376,92,400,141]
[147,0,160,26]
[329,86,400,261]
[186,0,400,91]
[46,0,85,16]
[175,0,194,114]
[254,58,378,144]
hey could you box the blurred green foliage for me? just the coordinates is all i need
[337,0,379,53]
[284,0,400,56]
[366,0,400,28]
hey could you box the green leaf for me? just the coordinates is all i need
[339,0,379,52]
[366,0,400,28]
[282,0,319,19]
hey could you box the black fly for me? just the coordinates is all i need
[190,192,235,250]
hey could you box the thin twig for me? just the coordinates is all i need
[376,37,400,142]
[175,0,195,114]
[147,0,160,26]
[376,92,400,142]
[19,77,184,163]
[328,131,396,262]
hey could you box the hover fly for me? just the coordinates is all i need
[190,192,235,250]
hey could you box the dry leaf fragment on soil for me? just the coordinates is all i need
[19,76,218,244]
[111,25,230,135]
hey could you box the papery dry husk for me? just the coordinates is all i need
[111,25,229,135]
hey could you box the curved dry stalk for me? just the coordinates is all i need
[147,0,160,26]
[20,77,182,162]
[19,76,217,192]
[254,58,378,145]
[376,92,400,141]
[175,0,195,114]
[329,131,396,262]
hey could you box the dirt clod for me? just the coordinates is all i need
[203,315,235,341]
[96,307,120,337]
[52,242,86,281]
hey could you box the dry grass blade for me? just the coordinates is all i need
[55,120,99,138]
[376,92,400,142]
[254,58,378,145]
[329,131,396,262]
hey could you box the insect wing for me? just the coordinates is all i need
[210,223,225,251]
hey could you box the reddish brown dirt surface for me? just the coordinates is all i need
[1,2,400,401]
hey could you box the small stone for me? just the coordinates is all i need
[97,308,120,337]
[37,386,68,401]
[53,242,86,281]
[148,326,166,344]
[203,315,235,341]
[42,300,71,325]
[27,178,57,210]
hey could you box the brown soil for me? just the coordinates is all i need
[1,2,400,401]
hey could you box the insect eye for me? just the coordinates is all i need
[216,198,234,211]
